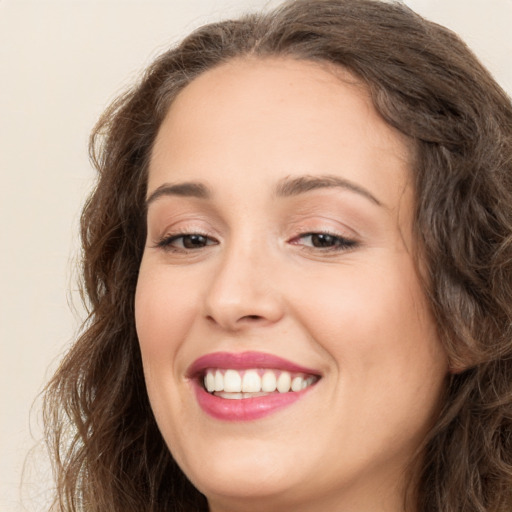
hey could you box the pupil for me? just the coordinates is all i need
[312,234,335,247]
[184,235,206,249]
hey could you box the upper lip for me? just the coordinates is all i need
[187,351,321,378]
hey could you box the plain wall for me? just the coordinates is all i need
[1,1,510,510]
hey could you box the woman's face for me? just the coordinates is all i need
[135,58,448,512]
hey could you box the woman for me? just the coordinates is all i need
[44,0,512,510]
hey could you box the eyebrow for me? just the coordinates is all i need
[145,182,211,208]
[275,175,382,206]
[145,174,382,208]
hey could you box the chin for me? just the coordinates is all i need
[195,475,308,512]
[179,442,312,507]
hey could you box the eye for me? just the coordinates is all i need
[156,233,218,251]
[292,232,357,251]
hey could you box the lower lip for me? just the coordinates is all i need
[193,382,313,421]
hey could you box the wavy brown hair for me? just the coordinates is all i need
[44,0,512,510]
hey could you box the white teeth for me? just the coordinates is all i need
[291,376,304,392]
[216,391,268,399]
[242,370,261,392]
[203,368,318,396]
[276,371,291,393]
[214,370,224,392]
[261,371,277,392]
[205,371,216,392]
[224,369,242,392]
[219,392,243,400]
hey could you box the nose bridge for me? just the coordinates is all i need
[204,233,283,329]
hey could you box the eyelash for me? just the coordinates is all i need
[155,231,218,252]
[291,232,358,252]
[154,230,357,253]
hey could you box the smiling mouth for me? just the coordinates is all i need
[188,351,322,418]
[202,368,319,398]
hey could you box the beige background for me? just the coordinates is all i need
[1,1,510,510]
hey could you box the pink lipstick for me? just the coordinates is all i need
[188,351,320,421]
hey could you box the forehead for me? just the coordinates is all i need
[149,57,412,213]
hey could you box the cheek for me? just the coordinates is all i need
[291,253,446,404]
[134,263,202,454]
[301,254,434,343]
[134,263,199,362]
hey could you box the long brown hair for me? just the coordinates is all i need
[44,1,512,510]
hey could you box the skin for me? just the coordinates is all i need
[135,58,449,512]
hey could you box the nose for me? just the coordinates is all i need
[203,241,284,331]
